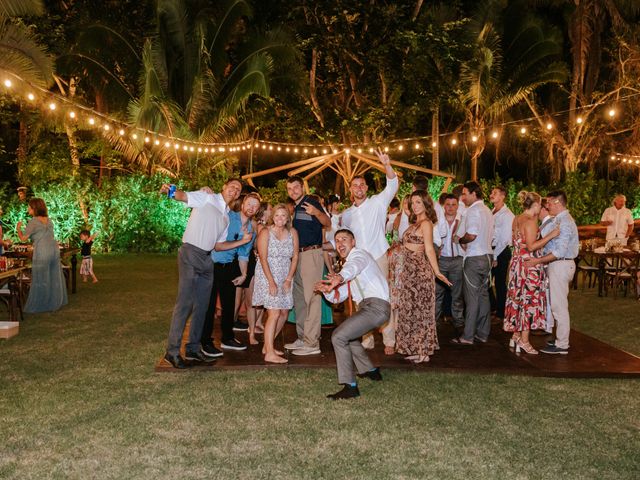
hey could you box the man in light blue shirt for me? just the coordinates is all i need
[202,193,260,356]
[526,191,579,354]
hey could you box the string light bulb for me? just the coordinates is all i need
[546,122,553,130]
[471,135,478,143]
[144,136,150,143]
[48,102,56,110]
[414,143,420,150]
[576,116,583,124]
[3,79,11,88]
[118,129,125,136]
[608,108,616,118]
[451,138,457,145]
[154,139,160,146]
[431,141,437,148]
[398,145,404,151]
[69,111,76,119]
[27,93,35,101]
[492,131,499,139]
[520,127,527,135]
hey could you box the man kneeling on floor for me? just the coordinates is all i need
[314,229,389,400]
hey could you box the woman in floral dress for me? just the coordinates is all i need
[395,191,451,363]
[503,191,559,354]
[252,204,299,364]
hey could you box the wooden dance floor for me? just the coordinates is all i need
[155,318,640,378]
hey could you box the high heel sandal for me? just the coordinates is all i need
[515,340,539,355]
[509,333,521,348]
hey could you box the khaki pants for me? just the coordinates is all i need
[548,260,575,349]
[362,253,394,348]
[293,248,325,348]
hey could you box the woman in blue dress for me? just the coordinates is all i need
[16,198,68,313]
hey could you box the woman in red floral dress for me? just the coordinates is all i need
[503,191,559,354]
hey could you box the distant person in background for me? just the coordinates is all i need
[16,198,68,313]
[600,194,634,245]
[79,229,99,283]
[385,197,401,236]
[17,187,28,203]
[489,186,515,321]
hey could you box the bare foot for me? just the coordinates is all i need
[249,336,259,345]
[92,279,98,283]
[384,346,395,355]
[265,353,288,364]
[274,349,284,356]
[412,355,430,364]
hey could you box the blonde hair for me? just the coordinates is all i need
[269,203,292,229]
[517,191,541,210]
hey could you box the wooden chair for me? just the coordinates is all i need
[576,251,599,290]
[604,253,640,298]
[0,278,24,322]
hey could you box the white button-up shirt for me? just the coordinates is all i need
[462,200,494,257]
[601,206,634,241]
[182,191,229,252]
[341,176,398,259]
[492,205,515,259]
[439,213,465,257]
[323,248,389,304]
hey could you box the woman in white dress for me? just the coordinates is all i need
[252,204,299,363]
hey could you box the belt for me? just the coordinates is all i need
[555,257,575,261]
[299,244,322,252]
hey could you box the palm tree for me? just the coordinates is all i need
[121,0,300,175]
[456,0,568,180]
[0,0,54,177]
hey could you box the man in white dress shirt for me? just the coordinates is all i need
[435,194,465,332]
[315,229,390,400]
[600,194,634,245]
[340,150,398,353]
[453,181,494,345]
[489,186,515,320]
[161,179,242,368]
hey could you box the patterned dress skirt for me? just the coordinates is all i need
[503,233,547,332]
[395,242,439,357]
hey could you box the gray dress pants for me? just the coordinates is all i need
[462,254,492,342]
[166,243,214,356]
[332,297,390,384]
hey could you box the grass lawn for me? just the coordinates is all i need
[1,254,639,479]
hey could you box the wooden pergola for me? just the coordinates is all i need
[242,149,456,194]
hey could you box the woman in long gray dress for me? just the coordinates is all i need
[252,204,299,364]
[16,198,68,313]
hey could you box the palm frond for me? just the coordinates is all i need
[0,0,43,18]
[0,19,53,87]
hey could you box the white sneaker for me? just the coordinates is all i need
[291,346,321,356]
[284,339,305,350]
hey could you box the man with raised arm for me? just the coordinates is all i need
[340,150,398,353]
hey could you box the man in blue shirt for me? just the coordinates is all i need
[525,190,579,355]
[201,193,260,356]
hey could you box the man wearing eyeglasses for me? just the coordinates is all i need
[525,191,579,355]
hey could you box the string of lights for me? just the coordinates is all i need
[2,69,640,160]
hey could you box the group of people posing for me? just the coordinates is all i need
[162,150,586,400]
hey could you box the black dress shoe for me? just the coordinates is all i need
[356,367,382,381]
[327,384,360,400]
[233,320,249,332]
[184,350,216,363]
[164,353,188,369]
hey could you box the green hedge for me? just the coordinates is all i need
[0,172,638,253]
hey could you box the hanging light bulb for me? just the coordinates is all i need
[414,143,420,150]
[294,148,299,153]
[471,135,478,143]
[520,127,527,135]
[398,145,404,151]
[88,117,95,125]
[546,122,553,130]
[608,108,616,118]
[576,116,583,124]
[164,141,170,148]
[155,139,160,146]
[3,79,12,88]
[182,145,188,151]
[197,147,202,152]
[286,147,290,152]
[384,146,389,152]
[27,93,35,101]
[431,141,437,148]
[144,136,150,143]
[132,133,138,140]
[69,111,76,119]
[48,102,56,110]
[103,124,110,131]
[118,129,125,136]
[451,138,457,146]
[492,131,499,139]
[204,148,209,153]
[174,143,180,149]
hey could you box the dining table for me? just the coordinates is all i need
[578,247,640,297]
[0,266,27,321]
